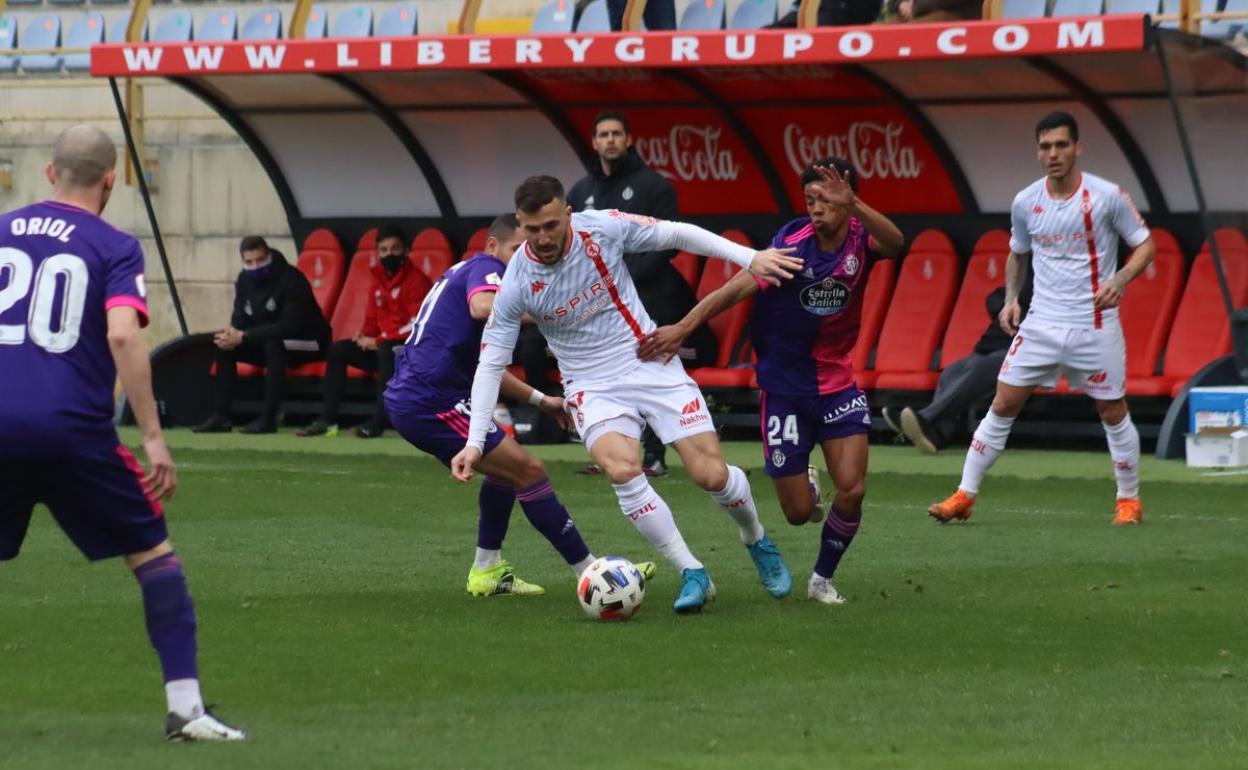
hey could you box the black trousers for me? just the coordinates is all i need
[606,0,675,29]
[212,337,326,423]
[319,339,401,425]
[917,350,1005,446]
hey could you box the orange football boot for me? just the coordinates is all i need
[1111,498,1143,526]
[928,490,975,523]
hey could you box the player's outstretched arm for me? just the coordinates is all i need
[500,370,570,430]
[107,306,176,501]
[1095,236,1155,310]
[638,269,759,363]
[648,221,803,287]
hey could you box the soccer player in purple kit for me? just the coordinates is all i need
[0,125,244,740]
[385,214,654,597]
[640,158,903,605]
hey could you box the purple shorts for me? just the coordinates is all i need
[759,386,871,478]
[389,398,504,468]
[1,443,169,561]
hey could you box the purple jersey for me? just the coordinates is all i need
[0,201,149,457]
[751,217,877,396]
[384,253,505,412]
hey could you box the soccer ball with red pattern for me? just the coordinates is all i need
[577,556,645,621]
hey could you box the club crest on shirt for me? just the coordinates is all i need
[843,255,860,276]
[799,278,851,316]
[622,186,634,201]
[265,297,277,312]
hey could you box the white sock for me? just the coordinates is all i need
[709,465,765,545]
[473,548,502,571]
[165,678,204,719]
[958,410,1016,495]
[612,475,703,572]
[1103,414,1141,499]
[571,554,596,577]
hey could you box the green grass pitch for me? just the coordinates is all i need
[2,429,1245,770]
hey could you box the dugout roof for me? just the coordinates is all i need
[90,17,1247,237]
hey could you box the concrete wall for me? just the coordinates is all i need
[0,77,294,348]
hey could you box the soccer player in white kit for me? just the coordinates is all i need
[928,112,1156,526]
[452,176,804,613]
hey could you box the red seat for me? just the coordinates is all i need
[287,231,383,379]
[1155,228,1248,396]
[939,230,1009,368]
[873,230,959,390]
[1120,228,1184,395]
[461,227,489,263]
[295,228,345,320]
[410,227,455,282]
[695,251,752,369]
[672,251,702,290]
[850,259,897,391]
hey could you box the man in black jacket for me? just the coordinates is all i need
[564,112,717,476]
[193,236,331,434]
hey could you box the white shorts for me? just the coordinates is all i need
[564,359,716,451]
[998,319,1126,400]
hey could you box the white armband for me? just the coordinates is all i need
[528,389,547,406]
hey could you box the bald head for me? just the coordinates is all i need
[52,125,117,190]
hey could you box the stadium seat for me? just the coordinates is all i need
[283,232,378,379]
[672,251,703,290]
[1155,229,1248,395]
[375,3,417,36]
[1204,0,1246,37]
[107,14,148,44]
[304,5,328,38]
[240,7,282,40]
[850,259,897,391]
[938,230,1010,369]
[688,255,754,388]
[462,227,489,263]
[7,0,41,6]
[1050,0,1105,15]
[62,12,104,72]
[1105,0,1160,14]
[18,15,61,73]
[329,4,371,38]
[730,0,778,27]
[93,0,129,5]
[296,228,346,320]
[576,0,612,30]
[1001,0,1047,17]
[194,10,237,41]
[49,0,85,6]
[680,0,726,29]
[1119,228,1184,396]
[0,16,17,74]
[152,10,193,42]
[531,0,576,32]
[872,232,959,391]
[410,228,455,282]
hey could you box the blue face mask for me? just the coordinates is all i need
[244,258,274,280]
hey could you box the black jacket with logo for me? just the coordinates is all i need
[230,249,330,344]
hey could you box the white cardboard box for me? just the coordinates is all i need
[1185,427,1248,468]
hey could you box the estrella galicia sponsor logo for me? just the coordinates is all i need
[771,448,786,468]
[824,394,869,424]
[800,277,851,316]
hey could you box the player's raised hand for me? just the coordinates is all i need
[749,247,803,287]
[141,434,177,501]
[1093,277,1125,310]
[451,445,483,483]
[812,164,856,208]
[999,300,1023,336]
[637,326,685,364]
[538,396,572,431]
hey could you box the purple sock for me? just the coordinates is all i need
[814,506,861,580]
[517,479,591,566]
[477,477,516,550]
[133,552,198,682]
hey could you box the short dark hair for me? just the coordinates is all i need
[239,235,269,255]
[592,111,630,136]
[799,157,858,192]
[1035,111,1079,142]
[514,176,566,215]
[488,213,520,240]
[376,223,407,248]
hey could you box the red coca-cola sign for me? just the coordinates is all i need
[566,108,777,215]
[742,107,963,214]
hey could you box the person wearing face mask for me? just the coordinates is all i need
[193,235,331,434]
[298,225,432,439]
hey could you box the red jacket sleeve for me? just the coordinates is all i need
[360,276,381,338]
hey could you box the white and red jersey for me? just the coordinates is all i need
[482,209,751,388]
[1009,172,1150,329]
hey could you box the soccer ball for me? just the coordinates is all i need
[577,556,646,621]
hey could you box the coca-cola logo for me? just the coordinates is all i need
[634,125,741,183]
[783,121,922,181]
